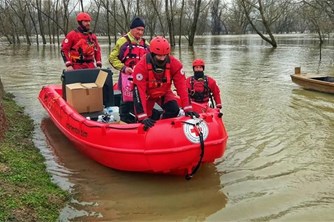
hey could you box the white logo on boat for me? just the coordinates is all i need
[183,119,209,143]
[136,73,143,81]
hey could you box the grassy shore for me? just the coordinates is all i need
[0,93,70,221]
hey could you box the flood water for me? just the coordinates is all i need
[1,34,334,221]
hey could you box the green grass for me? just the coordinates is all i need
[0,93,70,222]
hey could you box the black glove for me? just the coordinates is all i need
[142,118,156,131]
[185,111,200,118]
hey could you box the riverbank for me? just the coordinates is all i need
[0,79,70,221]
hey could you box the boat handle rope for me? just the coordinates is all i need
[183,120,205,180]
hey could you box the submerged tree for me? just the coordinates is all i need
[0,0,333,47]
[239,0,291,48]
[188,0,202,46]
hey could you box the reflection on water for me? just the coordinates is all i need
[1,34,334,221]
[41,118,227,221]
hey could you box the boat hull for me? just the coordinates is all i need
[291,74,334,94]
[38,85,228,176]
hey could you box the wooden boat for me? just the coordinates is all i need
[38,68,228,178]
[291,68,334,94]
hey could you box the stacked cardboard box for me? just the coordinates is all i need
[66,70,108,113]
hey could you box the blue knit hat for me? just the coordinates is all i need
[130,17,145,29]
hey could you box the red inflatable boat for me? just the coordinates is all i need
[38,69,228,178]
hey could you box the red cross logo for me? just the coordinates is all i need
[183,119,209,143]
[190,126,201,136]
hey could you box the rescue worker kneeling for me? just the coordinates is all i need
[132,36,199,130]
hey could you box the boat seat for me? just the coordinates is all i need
[311,76,334,82]
[61,68,115,107]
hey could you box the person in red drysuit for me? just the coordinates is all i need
[132,36,199,130]
[61,12,102,70]
[186,59,222,109]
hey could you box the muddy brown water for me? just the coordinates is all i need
[0,34,334,221]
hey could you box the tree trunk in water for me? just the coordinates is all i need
[93,2,101,33]
[188,0,202,47]
[80,0,84,12]
[178,0,185,46]
[27,3,39,45]
[56,0,60,45]
[240,0,277,48]
[119,0,129,29]
[63,0,70,34]
[165,0,175,46]
[23,27,31,45]
[36,0,46,44]
[151,0,166,36]
[258,0,277,48]
[0,16,12,44]
[113,0,117,43]
[106,0,111,45]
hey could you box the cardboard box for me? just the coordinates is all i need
[66,70,108,113]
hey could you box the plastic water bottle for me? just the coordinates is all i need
[104,107,113,115]
[112,112,120,122]
[100,106,121,123]
[104,106,119,115]
[108,115,115,123]
[111,106,119,114]
[97,115,103,122]
[109,106,120,122]
[97,115,109,123]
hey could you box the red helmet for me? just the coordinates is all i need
[77,12,92,22]
[192,59,205,68]
[150,36,170,55]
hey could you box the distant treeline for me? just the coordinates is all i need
[0,0,333,47]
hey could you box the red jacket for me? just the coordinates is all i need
[133,54,192,120]
[61,27,101,68]
[186,75,222,107]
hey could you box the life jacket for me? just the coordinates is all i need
[121,35,148,68]
[70,29,96,63]
[189,76,211,103]
[146,54,171,99]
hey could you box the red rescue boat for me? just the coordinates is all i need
[38,69,228,178]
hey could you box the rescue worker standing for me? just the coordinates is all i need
[186,59,222,109]
[132,36,199,130]
[109,17,149,123]
[61,12,102,70]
